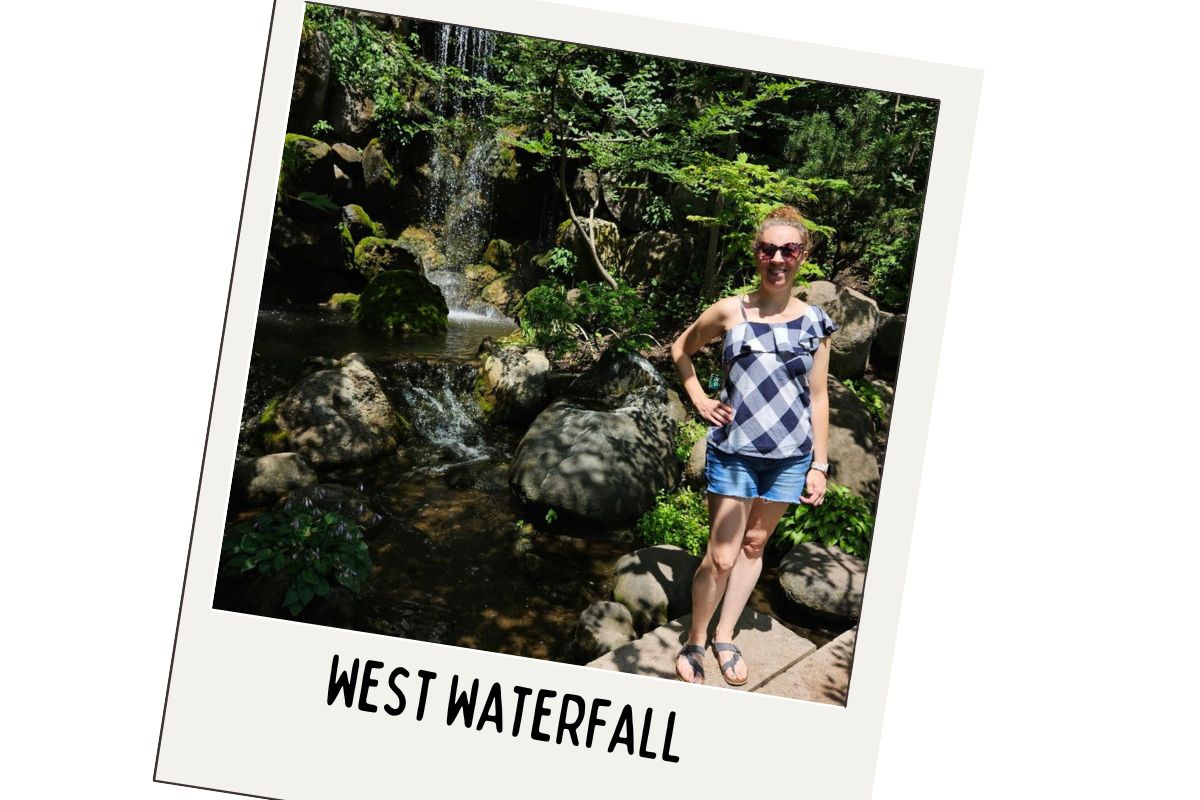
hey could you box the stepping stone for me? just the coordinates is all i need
[586,607,816,692]
[753,627,858,705]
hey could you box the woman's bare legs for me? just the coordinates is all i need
[675,494,751,683]
[710,498,789,682]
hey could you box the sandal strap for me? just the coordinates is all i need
[712,642,743,674]
[678,645,706,680]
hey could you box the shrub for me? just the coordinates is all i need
[674,418,707,463]
[773,483,874,558]
[224,506,373,616]
[636,488,710,555]
[518,283,577,357]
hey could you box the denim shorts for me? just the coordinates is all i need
[704,443,814,503]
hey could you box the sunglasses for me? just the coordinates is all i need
[754,242,805,261]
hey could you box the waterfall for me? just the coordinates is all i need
[379,359,498,466]
[425,24,502,320]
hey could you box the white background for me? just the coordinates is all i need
[3,0,1195,798]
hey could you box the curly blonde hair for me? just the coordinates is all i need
[756,205,811,254]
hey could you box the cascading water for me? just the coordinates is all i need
[377,358,502,467]
[425,24,504,321]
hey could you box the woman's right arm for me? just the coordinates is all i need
[671,299,735,427]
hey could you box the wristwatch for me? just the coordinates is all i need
[810,461,830,474]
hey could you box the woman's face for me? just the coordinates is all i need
[754,224,806,292]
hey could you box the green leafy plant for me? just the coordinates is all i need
[842,378,887,425]
[674,418,707,463]
[311,119,334,137]
[544,508,558,525]
[773,483,874,558]
[636,488,710,555]
[225,506,373,616]
[518,283,578,357]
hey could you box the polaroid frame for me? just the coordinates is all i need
[155,1,980,797]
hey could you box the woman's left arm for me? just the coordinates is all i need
[801,338,832,505]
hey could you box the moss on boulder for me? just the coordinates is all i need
[282,134,333,194]
[341,204,384,241]
[482,239,517,272]
[555,218,621,283]
[326,292,360,313]
[352,237,420,280]
[397,226,443,272]
[355,270,449,335]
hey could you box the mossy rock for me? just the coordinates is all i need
[362,137,398,192]
[353,237,420,280]
[326,292,359,313]
[355,270,449,335]
[555,218,621,281]
[341,204,382,242]
[282,134,333,195]
[482,239,517,272]
[465,263,500,295]
[256,395,290,452]
[481,275,520,313]
[396,226,443,272]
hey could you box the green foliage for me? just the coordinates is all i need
[573,281,656,354]
[303,5,438,148]
[674,418,707,463]
[636,488,710,556]
[842,378,887,426]
[773,483,874,558]
[518,277,657,359]
[541,246,577,278]
[225,507,373,616]
[311,119,334,137]
[518,283,577,357]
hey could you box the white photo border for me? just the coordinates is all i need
[156,1,980,797]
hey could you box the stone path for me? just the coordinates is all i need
[587,608,856,704]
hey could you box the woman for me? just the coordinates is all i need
[670,205,838,686]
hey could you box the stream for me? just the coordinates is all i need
[221,307,838,663]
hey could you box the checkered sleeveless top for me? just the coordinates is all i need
[707,298,839,459]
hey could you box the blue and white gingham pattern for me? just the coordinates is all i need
[708,303,839,459]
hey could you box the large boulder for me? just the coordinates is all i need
[567,348,664,402]
[870,310,906,375]
[274,353,401,467]
[611,545,701,632]
[476,345,550,424]
[355,269,448,335]
[619,230,686,285]
[556,218,621,284]
[574,601,637,660]
[232,453,318,507]
[464,263,500,296]
[827,378,881,502]
[482,238,518,272]
[397,226,443,272]
[352,236,419,280]
[329,81,376,145]
[281,134,333,195]
[361,137,399,211]
[795,281,880,378]
[289,28,330,135]
[777,541,866,620]
[508,355,680,522]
